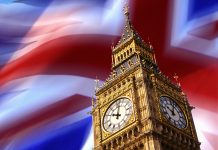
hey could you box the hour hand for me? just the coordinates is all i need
[172,102,176,114]
[167,106,175,116]
[112,113,121,119]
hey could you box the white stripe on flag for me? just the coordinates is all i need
[0,75,95,131]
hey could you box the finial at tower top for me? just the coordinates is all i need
[114,3,145,49]
[123,4,129,16]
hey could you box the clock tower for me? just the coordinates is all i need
[91,6,200,150]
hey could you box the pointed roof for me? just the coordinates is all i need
[114,5,147,49]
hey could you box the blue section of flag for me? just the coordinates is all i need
[12,0,107,7]
[21,117,92,150]
[0,2,49,67]
[13,0,55,7]
[0,0,14,4]
[188,0,218,20]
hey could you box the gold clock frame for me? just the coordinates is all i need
[100,95,136,140]
[159,95,189,130]
[101,97,134,134]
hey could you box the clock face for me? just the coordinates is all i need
[103,98,133,133]
[160,96,187,129]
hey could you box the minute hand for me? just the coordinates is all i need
[172,102,176,115]
[167,106,175,116]
[116,101,121,119]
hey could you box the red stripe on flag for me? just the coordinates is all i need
[0,35,118,86]
[131,0,218,112]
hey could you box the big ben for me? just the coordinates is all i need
[91,5,200,150]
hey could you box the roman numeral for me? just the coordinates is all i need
[104,120,110,123]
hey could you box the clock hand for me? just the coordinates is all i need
[116,101,121,119]
[166,106,173,112]
[167,106,175,116]
[172,102,176,115]
[111,103,122,119]
[112,113,121,118]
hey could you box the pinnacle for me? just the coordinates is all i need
[114,5,147,49]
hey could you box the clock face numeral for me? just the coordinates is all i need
[160,96,187,129]
[103,98,133,133]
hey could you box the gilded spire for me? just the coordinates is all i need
[123,4,130,18]
[114,4,146,49]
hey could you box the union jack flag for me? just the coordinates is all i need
[0,0,217,150]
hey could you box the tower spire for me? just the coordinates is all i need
[123,4,132,33]
[114,4,145,49]
[123,4,130,20]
